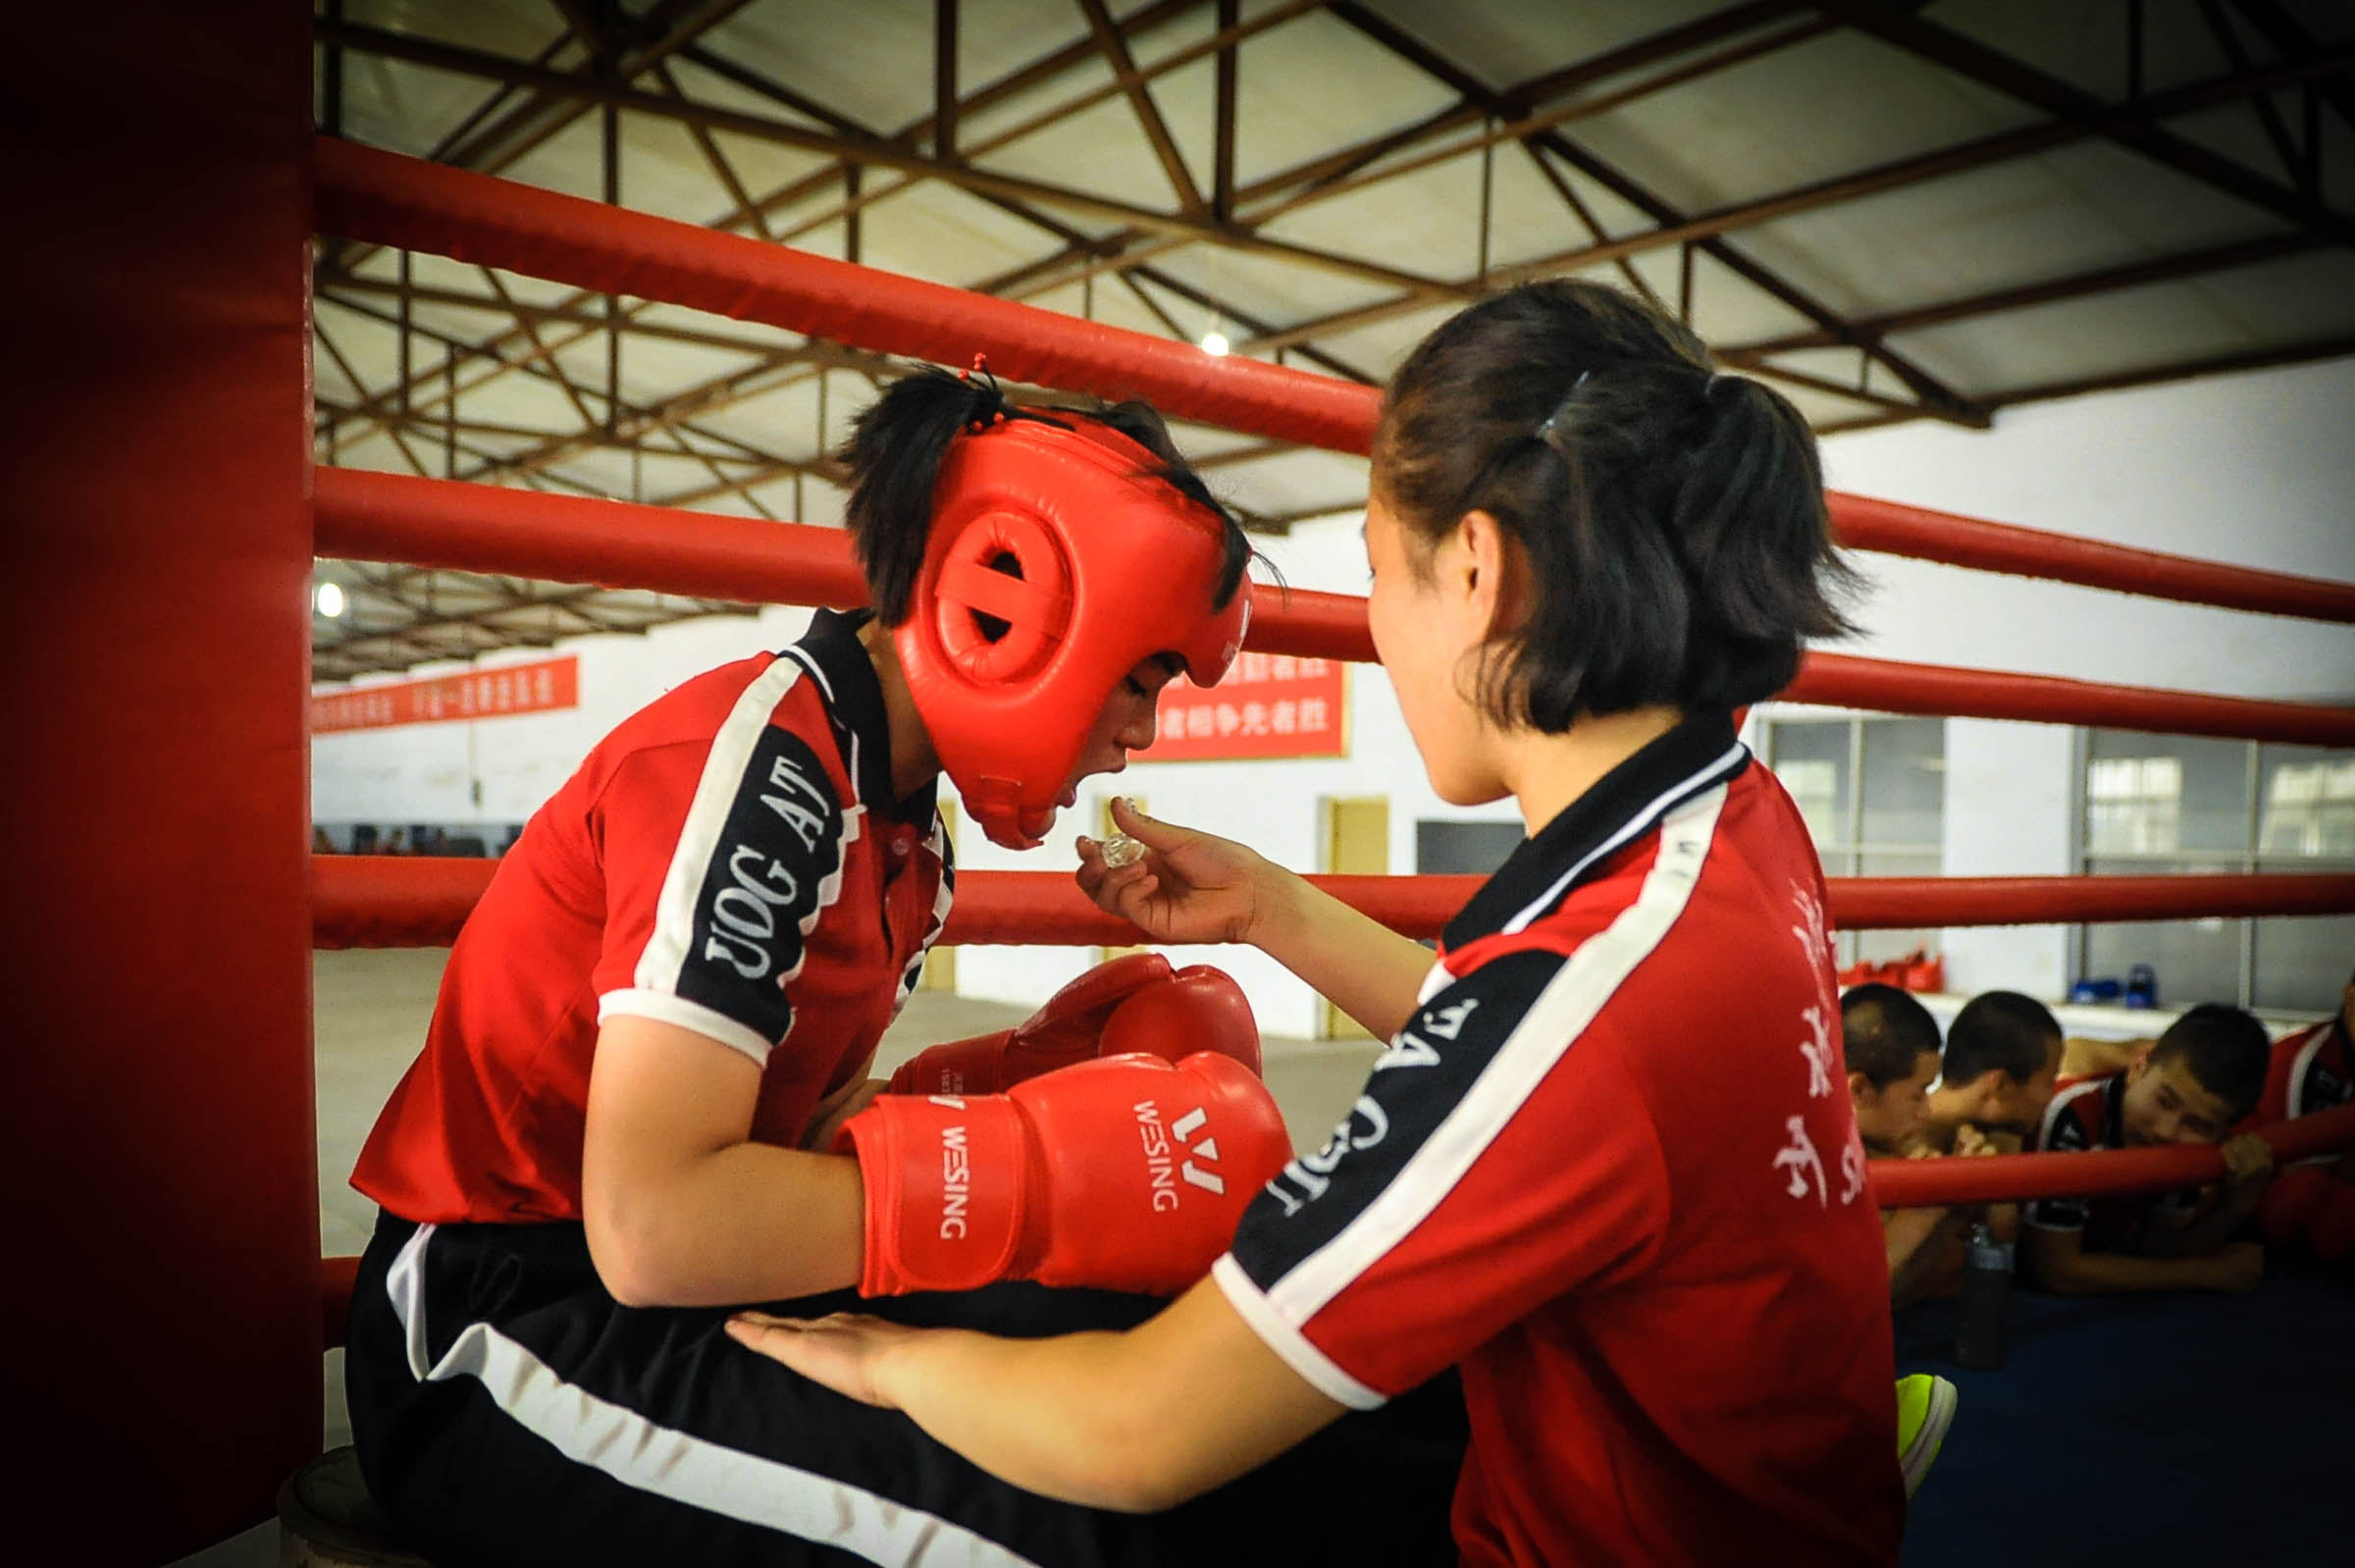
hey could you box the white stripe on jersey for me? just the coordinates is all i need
[383,1227,1043,1568]
[2020,1076,2108,1232]
[596,990,773,1067]
[1235,784,1729,1382]
[1499,741,1747,936]
[634,655,809,1003]
[2287,1026,2331,1119]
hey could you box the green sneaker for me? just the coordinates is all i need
[1896,1374,1958,1497]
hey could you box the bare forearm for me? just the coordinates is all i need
[879,1329,1185,1511]
[590,1143,864,1307]
[1883,1207,1954,1301]
[2135,1193,2257,1259]
[1250,870,1436,1042]
[2033,1244,2223,1295]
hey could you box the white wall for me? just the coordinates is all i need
[1814,357,2355,1008]
[314,355,2355,1033]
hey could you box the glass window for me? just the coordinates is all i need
[2084,732,2248,855]
[1860,718,1944,849]
[2252,913,2355,1017]
[2081,858,2246,1012]
[2259,746,2355,859]
[2080,732,2355,1014]
[1763,715,1945,967]
[1765,722,1850,854]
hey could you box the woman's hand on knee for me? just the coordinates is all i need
[726,1311,917,1408]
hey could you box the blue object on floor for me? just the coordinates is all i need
[1895,1264,2350,1564]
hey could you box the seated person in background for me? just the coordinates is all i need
[1844,984,1976,1306]
[2022,1003,2275,1296]
[1926,990,2063,1152]
[2245,963,2355,1262]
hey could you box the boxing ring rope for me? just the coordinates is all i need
[302,141,2355,1349]
[1868,1101,2355,1210]
[315,469,2355,748]
[311,858,2355,951]
[313,140,2355,626]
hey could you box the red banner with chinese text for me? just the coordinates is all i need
[1141,652,1347,760]
[313,655,580,733]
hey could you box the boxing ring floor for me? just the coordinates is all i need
[1895,1272,2351,1565]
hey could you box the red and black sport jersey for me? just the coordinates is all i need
[1215,715,1903,1568]
[2024,1072,2197,1248]
[352,610,953,1226]
[2242,1018,2353,1130]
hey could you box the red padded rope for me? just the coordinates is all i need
[312,858,2355,950]
[1827,494,2355,625]
[315,471,2352,746]
[313,138,1379,454]
[1786,653,2355,748]
[1868,1100,2355,1209]
[313,141,2355,626]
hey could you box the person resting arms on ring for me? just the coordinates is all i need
[2022,1002,2276,1297]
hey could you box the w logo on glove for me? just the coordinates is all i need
[845,1052,1290,1296]
[1135,1097,1232,1207]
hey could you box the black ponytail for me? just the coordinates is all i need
[1376,280,1858,728]
[837,365,1255,626]
[1667,374,1856,706]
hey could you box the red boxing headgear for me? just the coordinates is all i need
[895,414,1250,850]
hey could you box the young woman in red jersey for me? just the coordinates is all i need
[733,280,1912,1566]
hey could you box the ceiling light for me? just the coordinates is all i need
[1200,332,1230,357]
[316,581,345,618]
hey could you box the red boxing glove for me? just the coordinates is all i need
[2258,1164,2332,1243]
[887,955,1260,1094]
[842,1052,1290,1297]
[2307,1182,2355,1264]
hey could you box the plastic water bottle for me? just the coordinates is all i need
[1954,1222,2012,1371]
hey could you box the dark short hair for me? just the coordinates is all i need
[1374,280,1857,727]
[1944,990,2062,1090]
[838,366,1250,626]
[2148,1003,2271,1123]
[1841,983,1943,1090]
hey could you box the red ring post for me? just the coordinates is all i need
[13,4,321,1560]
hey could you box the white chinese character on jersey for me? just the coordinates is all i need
[1838,1124,1867,1206]
[1773,1114,1827,1206]
[1789,880,1830,967]
[1798,1004,1835,1098]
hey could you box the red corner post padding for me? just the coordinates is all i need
[11,3,321,1560]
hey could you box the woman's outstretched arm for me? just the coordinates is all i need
[1079,798,1436,1043]
[728,1276,1346,1513]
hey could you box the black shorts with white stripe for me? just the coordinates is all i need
[345,1211,1465,1568]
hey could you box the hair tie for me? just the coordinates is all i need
[958,353,1011,432]
[1535,370,1591,443]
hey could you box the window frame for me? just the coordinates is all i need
[2073,731,2355,1012]
[1757,711,1945,967]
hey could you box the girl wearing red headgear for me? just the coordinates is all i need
[340,369,1465,1566]
[732,281,1910,1567]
